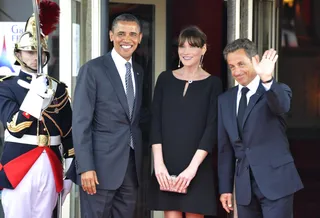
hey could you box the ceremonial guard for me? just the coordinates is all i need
[0,1,74,217]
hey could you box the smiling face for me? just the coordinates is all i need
[109,21,142,61]
[227,48,257,86]
[178,41,206,68]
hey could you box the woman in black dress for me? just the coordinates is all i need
[148,26,223,218]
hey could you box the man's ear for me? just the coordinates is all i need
[253,54,259,63]
[109,30,114,42]
[138,32,143,44]
[15,51,21,59]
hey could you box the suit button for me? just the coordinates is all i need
[246,147,250,150]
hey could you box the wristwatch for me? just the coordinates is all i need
[261,77,273,83]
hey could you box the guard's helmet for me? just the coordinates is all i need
[14,0,60,70]
[14,15,50,68]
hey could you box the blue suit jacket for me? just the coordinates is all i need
[218,81,303,205]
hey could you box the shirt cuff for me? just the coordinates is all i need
[262,80,273,91]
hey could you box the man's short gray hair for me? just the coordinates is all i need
[223,38,258,60]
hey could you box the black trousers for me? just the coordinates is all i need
[80,149,138,218]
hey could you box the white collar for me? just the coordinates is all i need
[238,75,260,94]
[111,48,132,67]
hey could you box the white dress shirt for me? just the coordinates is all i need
[111,48,136,95]
[236,75,273,114]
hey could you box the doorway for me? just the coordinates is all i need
[108,1,166,218]
[109,4,155,218]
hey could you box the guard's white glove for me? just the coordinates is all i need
[30,75,52,99]
[41,92,55,110]
[31,76,54,110]
[19,76,53,119]
[61,179,73,205]
[61,158,74,204]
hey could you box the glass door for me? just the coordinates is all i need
[253,0,280,78]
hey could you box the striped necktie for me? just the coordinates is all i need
[125,62,135,148]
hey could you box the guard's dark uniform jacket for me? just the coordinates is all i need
[0,71,74,192]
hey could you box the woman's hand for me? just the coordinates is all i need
[173,165,198,193]
[154,161,171,190]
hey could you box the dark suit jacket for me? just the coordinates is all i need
[218,81,303,205]
[70,52,144,190]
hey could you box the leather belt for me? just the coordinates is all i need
[4,130,61,146]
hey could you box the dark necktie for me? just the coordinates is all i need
[125,62,135,148]
[237,87,249,138]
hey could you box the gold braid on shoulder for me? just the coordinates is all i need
[0,76,14,82]
[45,88,70,113]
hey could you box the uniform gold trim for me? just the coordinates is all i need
[40,117,51,147]
[47,94,69,108]
[0,76,13,82]
[7,121,33,133]
[7,112,32,133]
[48,76,61,84]
[63,127,72,138]
[54,89,67,100]
[45,99,69,114]
[42,112,63,136]
[68,148,75,156]
[38,135,49,147]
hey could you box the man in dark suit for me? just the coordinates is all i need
[72,14,144,218]
[218,38,303,218]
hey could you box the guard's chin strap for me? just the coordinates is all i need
[21,62,38,74]
[14,55,37,74]
[14,51,50,74]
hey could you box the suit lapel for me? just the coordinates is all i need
[103,53,130,120]
[242,83,266,128]
[132,62,142,122]
[231,87,239,137]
